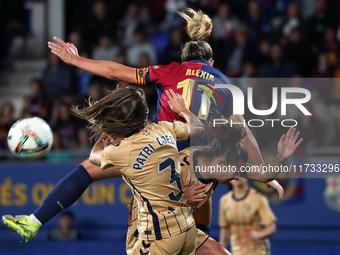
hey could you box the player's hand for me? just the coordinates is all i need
[245,230,262,241]
[277,127,303,161]
[184,183,207,204]
[66,42,79,56]
[166,89,188,117]
[48,37,77,65]
[266,180,284,201]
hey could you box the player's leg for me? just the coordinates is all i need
[33,159,121,223]
[126,197,138,255]
[132,225,197,255]
[196,237,231,255]
[2,159,121,241]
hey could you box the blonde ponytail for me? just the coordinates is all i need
[178,8,212,40]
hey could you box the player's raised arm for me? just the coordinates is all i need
[89,134,111,166]
[166,89,204,136]
[48,37,136,83]
[245,127,303,182]
[229,114,265,166]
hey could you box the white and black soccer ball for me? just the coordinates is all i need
[7,117,53,159]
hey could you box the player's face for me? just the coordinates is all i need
[231,177,248,187]
[210,155,225,167]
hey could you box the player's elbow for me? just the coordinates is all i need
[268,223,277,236]
[106,66,119,80]
[89,154,100,166]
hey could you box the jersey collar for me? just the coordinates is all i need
[232,188,250,202]
[188,60,210,65]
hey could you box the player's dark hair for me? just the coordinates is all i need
[198,120,248,165]
[72,86,148,139]
[179,8,213,61]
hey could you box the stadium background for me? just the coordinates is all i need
[0,0,340,254]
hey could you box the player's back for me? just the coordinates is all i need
[137,60,233,124]
[100,121,194,241]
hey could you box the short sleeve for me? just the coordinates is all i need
[221,88,233,118]
[135,63,178,85]
[158,121,189,141]
[100,145,117,170]
[100,143,129,171]
[219,195,230,228]
[258,195,277,226]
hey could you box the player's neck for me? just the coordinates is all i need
[233,184,249,199]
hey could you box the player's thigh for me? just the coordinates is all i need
[196,237,231,255]
[81,158,122,181]
[181,224,197,255]
[132,228,196,255]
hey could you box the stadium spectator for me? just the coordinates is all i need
[261,43,295,77]
[163,27,184,64]
[242,0,271,43]
[22,78,51,121]
[285,28,314,77]
[85,0,114,49]
[51,103,78,149]
[0,101,15,149]
[224,26,260,77]
[277,1,303,38]
[48,211,81,241]
[322,27,340,68]
[42,53,72,99]
[211,3,239,42]
[311,54,333,78]
[92,34,120,61]
[118,2,149,47]
[77,128,91,149]
[305,0,337,49]
[126,29,157,66]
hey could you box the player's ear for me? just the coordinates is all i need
[208,59,214,67]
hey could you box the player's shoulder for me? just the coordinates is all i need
[220,192,232,203]
[150,62,180,71]
[248,188,267,202]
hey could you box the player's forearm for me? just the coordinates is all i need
[256,223,276,239]
[89,150,102,166]
[245,154,286,181]
[180,109,204,136]
[219,228,230,247]
[242,126,264,165]
[89,134,108,166]
[230,115,264,165]
[71,55,135,82]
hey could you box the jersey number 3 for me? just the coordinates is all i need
[159,157,183,201]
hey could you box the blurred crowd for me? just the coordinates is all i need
[1,0,340,153]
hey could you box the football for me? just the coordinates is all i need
[7,117,53,159]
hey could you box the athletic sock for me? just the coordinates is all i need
[33,164,93,224]
[27,214,42,226]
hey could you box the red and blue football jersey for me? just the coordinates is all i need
[136,60,233,123]
[135,60,233,149]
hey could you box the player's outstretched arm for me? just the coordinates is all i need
[245,127,303,182]
[89,134,111,166]
[266,180,284,201]
[166,89,204,136]
[48,37,136,83]
[229,114,265,166]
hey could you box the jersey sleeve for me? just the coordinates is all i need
[135,63,178,85]
[219,195,230,228]
[221,88,234,118]
[100,143,129,170]
[258,195,277,226]
[158,121,189,141]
